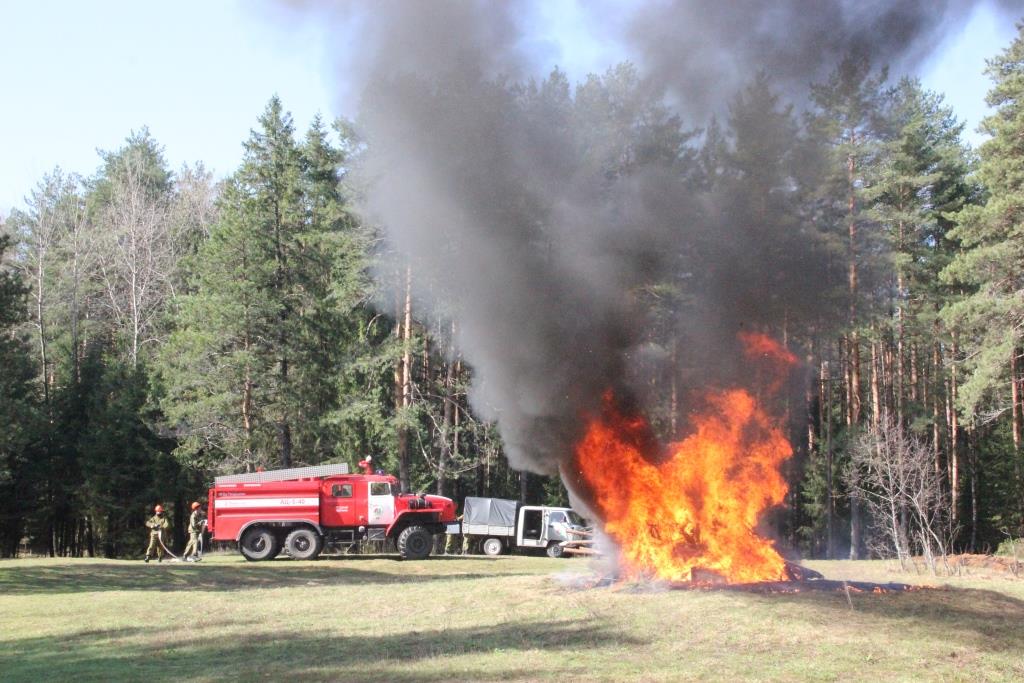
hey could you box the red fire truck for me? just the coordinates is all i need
[207,464,456,561]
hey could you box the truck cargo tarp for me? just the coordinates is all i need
[463,497,518,527]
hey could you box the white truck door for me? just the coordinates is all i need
[367,481,395,525]
[546,510,569,541]
[517,507,547,548]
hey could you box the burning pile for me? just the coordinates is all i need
[570,333,796,584]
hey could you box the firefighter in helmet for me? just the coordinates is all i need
[144,504,171,563]
[182,501,205,561]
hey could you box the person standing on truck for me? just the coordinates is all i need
[182,502,205,561]
[144,504,171,563]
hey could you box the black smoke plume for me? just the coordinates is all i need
[279,0,1013,478]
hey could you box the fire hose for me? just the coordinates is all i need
[156,529,182,561]
[155,519,208,563]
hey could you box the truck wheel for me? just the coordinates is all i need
[239,526,279,561]
[397,525,432,560]
[284,528,323,560]
[482,537,504,556]
[546,542,565,559]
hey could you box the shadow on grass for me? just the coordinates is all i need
[316,553,511,562]
[0,561,530,595]
[745,585,1024,653]
[1,618,631,683]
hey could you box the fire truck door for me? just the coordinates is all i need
[367,481,395,525]
[322,481,359,527]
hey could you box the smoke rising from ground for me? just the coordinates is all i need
[283,1,1012,477]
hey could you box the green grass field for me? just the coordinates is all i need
[1,553,1022,682]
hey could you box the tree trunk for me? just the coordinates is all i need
[846,133,863,561]
[454,359,461,465]
[670,337,679,437]
[474,419,485,497]
[822,359,835,560]
[1012,347,1021,469]
[896,219,905,425]
[272,198,292,469]
[932,323,943,480]
[437,322,457,497]
[278,421,292,469]
[969,426,979,553]
[85,516,95,558]
[910,344,919,403]
[396,266,413,493]
[1013,347,1024,523]
[849,332,862,560]
[129,225,141,368]
[949,334,960,531]
[70,238,82,384]
[34,256,50,409]
[870,331,881,426]
[242,321,255,469]
[807,347,817,457]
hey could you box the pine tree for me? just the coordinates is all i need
[808,51,892,559]
[0,234,40,556]
[158,172,279,471]
[943,24,1024,417]
[159,98,364,472]
[864,79,977,535]
[942,23,1024,536]
[721,72,834,333]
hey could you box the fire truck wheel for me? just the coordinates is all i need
[239,526,279,561]
[546,542,565,559]
[482,537,504,556]
[284,528,323,560]
[397,525,432,560]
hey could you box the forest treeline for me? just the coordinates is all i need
[1,27,1023,561]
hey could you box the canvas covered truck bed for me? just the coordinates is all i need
[461,496,519,537]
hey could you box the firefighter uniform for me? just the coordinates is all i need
[144,511,171,562]
[182,506,205,560]
[444,514,463,554]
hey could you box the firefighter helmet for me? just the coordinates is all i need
[191,502,201,510]
[154,505,164,514]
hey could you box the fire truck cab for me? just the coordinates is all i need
[207,464,456,561]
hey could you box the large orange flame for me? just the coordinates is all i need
[571,333,795,583]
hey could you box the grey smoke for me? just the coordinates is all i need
[280,0,1015,479]
[624,0,1020,119]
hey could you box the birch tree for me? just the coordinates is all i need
[93,132,176,367]
[8,171,89,404]
[849,416,952,573]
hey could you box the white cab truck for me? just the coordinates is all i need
[450,496,588,558]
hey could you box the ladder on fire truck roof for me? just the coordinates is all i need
[215,463,351,485]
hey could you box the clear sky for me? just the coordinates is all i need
[0,1,1017,215]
